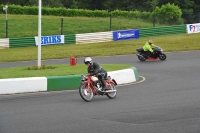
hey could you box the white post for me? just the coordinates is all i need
[4,5,8,20]
[3,5,8,38]
[38,0,42,67]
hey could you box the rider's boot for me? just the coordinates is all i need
[101,80,107,91]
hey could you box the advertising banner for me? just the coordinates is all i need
[35,35,64,46]
[187,23,200,34]
[113,29,139,41]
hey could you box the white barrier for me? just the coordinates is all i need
[0,68,138,94]
[0,77,47,94]
[108,69,136,84]
[76,31,113,44]
[0,38,9,48]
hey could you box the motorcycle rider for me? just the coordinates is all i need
[84,57,108,91]
[143,40,157,58]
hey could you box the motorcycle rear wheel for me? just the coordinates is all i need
[106,83,117,99]
[79,84,94,102]
[159,53,166,60]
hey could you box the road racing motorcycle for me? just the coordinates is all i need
[136,46,166,61]
[79,74,117,102]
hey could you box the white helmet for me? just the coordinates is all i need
[84,57,92,64]
[148,40,153,44]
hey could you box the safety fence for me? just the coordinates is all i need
[0,24,187,48]
[76,31,113,44]
[140,24,186,37]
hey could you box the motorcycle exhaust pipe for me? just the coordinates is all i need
[102,90,117,93]
[136,54,144,58]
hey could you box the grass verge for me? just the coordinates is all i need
[0,64,131,79]
[0,33,199,79]
[0,33,200,63]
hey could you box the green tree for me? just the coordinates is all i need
[193,0,200,22]
[157,0,196,23]
[60,0,78,9]
[0,0,63,7]
[42,0,63,7]
[150,0,159,11]
[153,3,182,24]
[78,0,107,10]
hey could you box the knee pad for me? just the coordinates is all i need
[97,73,103,80]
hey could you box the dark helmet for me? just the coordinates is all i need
[84,57,92,64]
[148,40,153,44]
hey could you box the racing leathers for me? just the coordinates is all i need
[87,62,107,90]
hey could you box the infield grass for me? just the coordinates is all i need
[0,64,131,79]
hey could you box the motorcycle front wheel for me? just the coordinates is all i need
[138,55,146,61]
[106,82,117,99]
[79,84,94,102]
[159,53,166,60]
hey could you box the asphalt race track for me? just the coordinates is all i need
[0,51,200,133]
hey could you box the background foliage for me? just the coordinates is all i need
[0,0,199,24]
[153,3,183,24]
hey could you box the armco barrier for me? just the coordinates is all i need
[65,34,76,44]
[76,31,113,44]
[0,38,9,48]
[140,24,186,37]
[0,77,47,94]
[9,37,35,48]
[0,67,139,94]
[8,34,76,48]
[4,24,187,48]
[47,75,81,91]
[108,67,139,84]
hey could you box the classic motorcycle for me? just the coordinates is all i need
[79,74,117,102]
[136,46,166,61]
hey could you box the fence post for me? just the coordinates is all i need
[108,9,112,31]
[61,18,63,35]
[199,12,200,23]
[110,12,112,31]
[3,5,8,38]
[6,19,8,38]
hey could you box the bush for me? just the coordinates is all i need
[153,3,182,24]
[0,4,182,25]
[27,65,55,70]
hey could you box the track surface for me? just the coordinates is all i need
[0,51,200,133]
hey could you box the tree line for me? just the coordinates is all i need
[1,0,200,22]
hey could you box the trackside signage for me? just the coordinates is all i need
[35,35,64,46]
[113,29,139,41]
[186,23,200,34]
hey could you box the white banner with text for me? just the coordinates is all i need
[186,23,200,34]
[35,35,64,46]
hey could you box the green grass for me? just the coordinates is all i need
[0,33,200,63]
[0,14,158,38]
[0,64,131,79]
